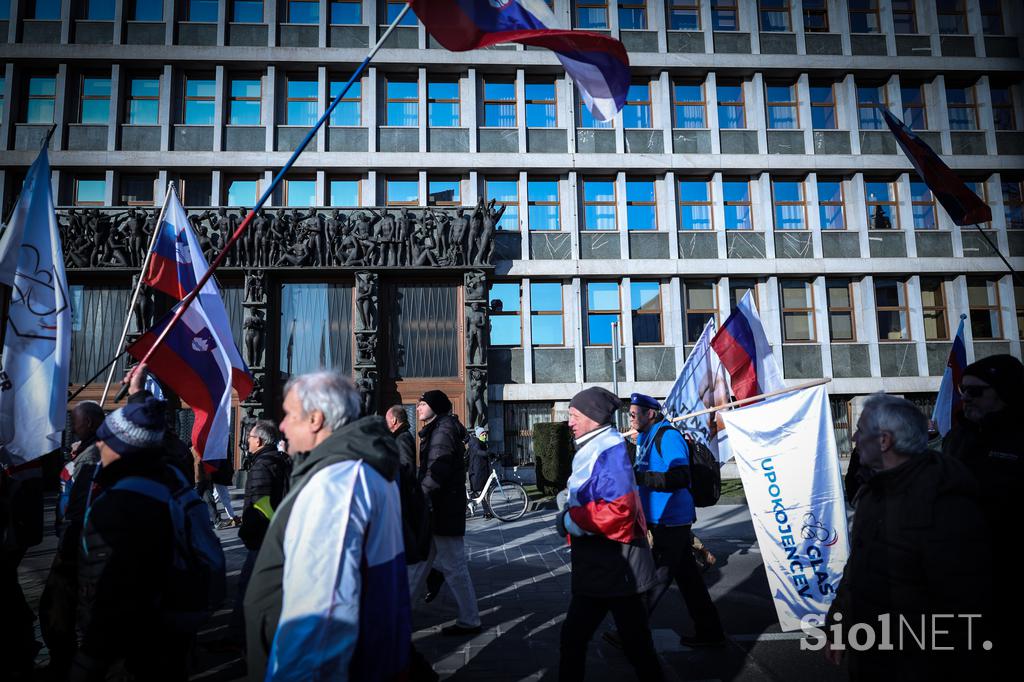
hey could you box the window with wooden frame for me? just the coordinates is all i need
[183,76,215,125]
[626,178,657,231]
[826,278,856,341]
[759,0,791,32]
[126,76,159,124]
[631,281,663,344]
[684,280,718,343]
[74,176,106,206]
[619,0,648,29]
[385,176,418,205]
[910,181,936,229]
[179,175,212,206]
[486,177,519,231]
[586,281,621,345]
[329,78,361,126]
[891,0,917,33]
[920,278,949,340]
[946,84,978,130]
[385,77,418,126]
[531,282,564,346]
[780,280,816,342]
[668,0,701,30]
[901,84,927,130]
[25,75,56,124]
[991,86,1016,131]
[710,0,739,30]
[874,278,910,341]
[79,76,111,124]
[936,0,967,34]
[427,78,460,127]
[673,81,707,128]
[285,77,317,126]
[865,180,898,230]
[729,279,759,309]
[717,82,745,129]
[766,83,799,129]
[802,0,828,32]
[119,175,155,205]
[229,78,262,125]
[818,178,846,230]
[967,277,1002,339]
[427,177,461,206]
[330,0,362,24]
[857,84,886,129]
[678,178,713,230]
[329,177,360,207]
[225,176,258,206]
[528,179,560,231]
[772,179,807,230]
[848,0,880,33]
[483,78,516,127]
[578,90,613,128]
[1002,180,1023,230]
[623,83,652,128]
[525,81,557,128]
[810,83,837,129]
[723,179,752,230]
[583,178,616,230]
[575,0,609,29]
[285,178,316,206]
[489,282,522,347]
[980,0,1004,34]
[964,179,990,227]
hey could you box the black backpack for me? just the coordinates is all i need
[652,426,721,508]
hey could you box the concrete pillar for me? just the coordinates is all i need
[663,171,679,258]
[418,66,426,153]
[264,66,276,152]
[159,64,172,152]
[570,277,585,382]
[213,65,225,152]
[620,277,636,382]
[750,73,768,154]
[516,68,526,154]
[705,72,722,154]
[366,67,377,153]
[812,276,834,377]
[522,277,534,383]
[318,66,328,153]
[861,276,883,376]
[53,64,68,149]
[107,64,121,151]
[906,275,930,376]
[466,68,477,154]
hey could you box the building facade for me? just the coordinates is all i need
[1,0,1022,462]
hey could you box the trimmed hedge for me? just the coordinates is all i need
[533,421,574,495]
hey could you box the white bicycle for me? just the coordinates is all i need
[466,458,529,522]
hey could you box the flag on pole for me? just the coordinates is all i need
[721,385,848,632]
[137,190,252,460]
[931,315,967,437]
[880,107,991,225]
[0,147,72,465]
[409,0,630,121]
[663,318,733,463]
[710,292,784,401]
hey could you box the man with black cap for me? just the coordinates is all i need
[942,353,1023,668]
[415,389,481,635]
[628,393,724,647]
[556,386,663,682]
[72,398,192,681]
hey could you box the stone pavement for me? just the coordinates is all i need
[18,492,848,681]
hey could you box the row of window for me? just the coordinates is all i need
[10,70,1018,134]
[14,1,1008,37]
[63,173,1024,233]
[487,276,1021,348]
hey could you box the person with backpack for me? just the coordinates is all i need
[627,393,725,648]
[72,397,220,682]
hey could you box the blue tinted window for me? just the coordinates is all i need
[184,79,215,125]
[489,283,521,346]
[387,1,418,25]
[230,79,261,125]
[528,180,559,231]
[386,178,418,204]
[85,0,116,20]
[130,0,163,20]
[75,179,106,204]
[330,1,361,24]
[386,80,418,126]
[329,80,361,126]
[288,0,319,23]
[623,84,651,128]
[428,80,460,127]
[486,180,519,231]
[232,1,263,22]
[227,179,257,206]
[31,0,61,20]
[80,78,111,124]
[330,179,359,206]
[286,179,316,206]
[187,0,218,21]
[531,282,563,346]
[428,179,460,205]
[525,82,556,128]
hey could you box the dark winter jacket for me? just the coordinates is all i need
[244,416,400,679]
[467,435,490,493]
[418,414,468,537]
[393,424,431,564]
[238,445,292,551]
[826,451,991,679]
[75,456,183,679]
[127,390,195,485]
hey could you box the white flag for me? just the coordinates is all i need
[0,147,72,465]
[720,385,849,631]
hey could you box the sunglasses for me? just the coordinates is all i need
[959,385,990,398]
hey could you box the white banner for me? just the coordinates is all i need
[721,385,848,631]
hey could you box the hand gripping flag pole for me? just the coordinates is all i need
[127,3,412,377]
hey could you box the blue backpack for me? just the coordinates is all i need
[108,466,227,632]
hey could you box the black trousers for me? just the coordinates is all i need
[559,593,664,682]
[649,524,723,639]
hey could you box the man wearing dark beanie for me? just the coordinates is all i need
[942,353,1022,672]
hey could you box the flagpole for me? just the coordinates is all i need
[969,223,1023,287]
[129,2,413,377]
[97,183,174,408]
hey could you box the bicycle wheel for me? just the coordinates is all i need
[485,480,529,522]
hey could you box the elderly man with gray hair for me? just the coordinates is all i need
[244,371,411,681]
[825,393,991,680]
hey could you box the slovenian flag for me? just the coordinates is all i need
[880,107,992,226]
[932,315,967,437]
[409,0,630,121]
[566,427,647,544]
[710,292,785,401]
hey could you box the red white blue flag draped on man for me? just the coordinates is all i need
[409,0,630,121]
[130,190,252,461]
[565,428,648,544]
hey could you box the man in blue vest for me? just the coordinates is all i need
[629,393,724,647]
